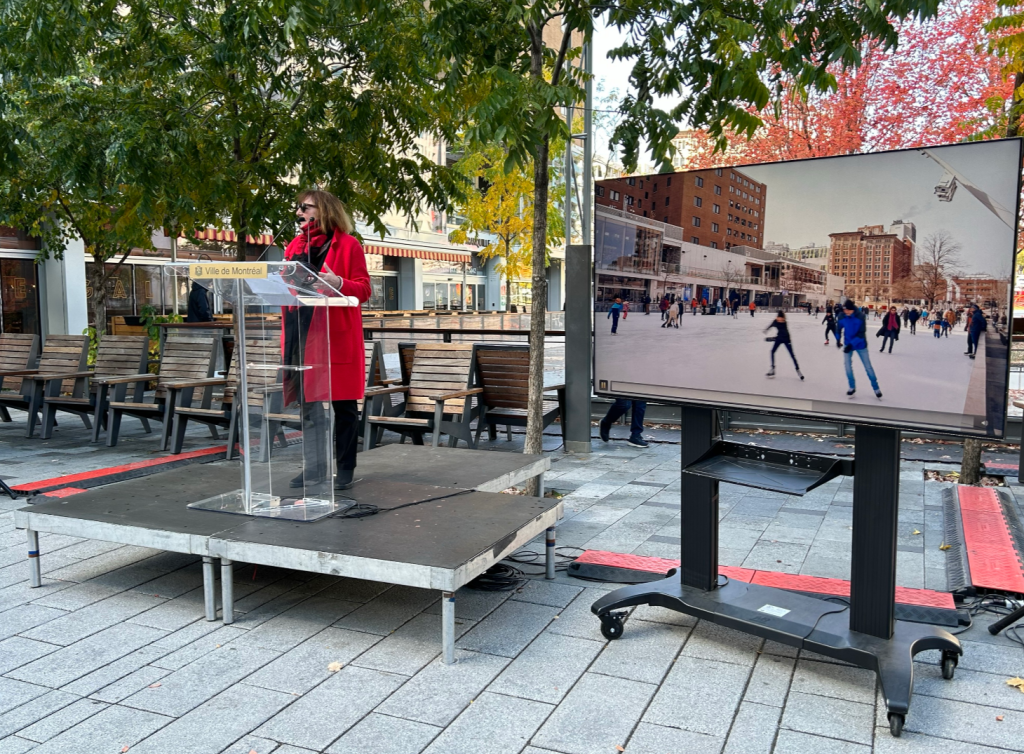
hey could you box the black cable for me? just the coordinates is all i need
[467,563,527,591]
[330,488,475,519]
[505,546,583,575]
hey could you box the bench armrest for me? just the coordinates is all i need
[27,370,94,382]
[434,387,483,402]
[0,369,40,378]
[365,385,409,397]
[91,373,153,386]
[380,378,402,385]
[164,378,230,390]
[544,383,566,392]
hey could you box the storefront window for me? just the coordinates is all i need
[422,282,435,309]
[367,276,386,310]
[134,265,163,313]
[450,283,463,310]
[0,258,40,334]
[85,263,136,327]
[365,254,400,272]
[436,284,449,309]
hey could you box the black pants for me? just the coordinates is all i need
[880,334,896,353]
[333,399,359,472]
[771,341,799,370]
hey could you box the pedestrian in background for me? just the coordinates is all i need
[823,309,837,345]
[908,307,919,334]
[642,293,652,315]
[966,303,987,359]
[659,296,670,321]
[877,306,900,353]
[749,300,757,317]
[764,311,804,380]
[607,297,623,335]
[839,300,882,398]
[622,300,630,320]
[599,398,649,449]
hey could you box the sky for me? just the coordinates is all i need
[738,140,1019,278]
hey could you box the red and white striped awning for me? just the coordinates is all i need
[192,228,274,246]
[363,243,472,262]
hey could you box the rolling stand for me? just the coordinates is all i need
[592,406,961,737]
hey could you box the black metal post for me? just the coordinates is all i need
[565,244,592,454]
[680,405,719,590]
[850,424,900,638]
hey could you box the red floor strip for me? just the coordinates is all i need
[39,487,88,498]
[575,549,955,609]
[958,486,1024,594]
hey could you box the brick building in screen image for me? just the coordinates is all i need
[951,276,1009,309]
[595,167,767,251]
[827,221,915,307]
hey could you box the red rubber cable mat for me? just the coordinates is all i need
[957,486,1024,594]
[575,549,955,609]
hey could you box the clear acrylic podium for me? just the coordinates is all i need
[167,262,359,521]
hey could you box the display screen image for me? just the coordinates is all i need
[593,139,1022,437]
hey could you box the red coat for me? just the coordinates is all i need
[283,230,372,402]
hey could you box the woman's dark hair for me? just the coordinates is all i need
[776,310,785,318]
[297,189,353,234]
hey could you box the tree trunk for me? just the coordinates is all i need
[235,232,247,263]
[960,437,982,485]
[505,257,513,313]
[1007,72,1024,138]
[524,131,550,494]
[88,260,108,336]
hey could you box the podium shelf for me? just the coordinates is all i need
[683,441,853,495]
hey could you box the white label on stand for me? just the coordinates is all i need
[757,604,790,617]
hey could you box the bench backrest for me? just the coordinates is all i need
[474,343,530,411]
[225,336,282,406]
[406,342,475,414]
[94,335,149,380]
[155,336,216,397]
[397,342,417,386]
[364,340,386,387]
[38,336,90,396]
[0,333,40,394]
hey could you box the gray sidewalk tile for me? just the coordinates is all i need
[791,659,876,705]
[911,661,1024,711]
[773,729,870,754]
[423,588,511,620]
[625,722,723,754]
[0,737,35,753]
[273,746,315,754]
[420,691,552,754]
[151,626,248,671]
[89,664,170,704]
[901,692,1024,750]
[0,605,67,640]
[247,626,382,694]
[643,655,750,737]
[122,644,280,717]
[722,701,781,754]
[510,580,583,608]
[0,637,60,675]
[0,691,80,739]
[589,618,688,685]
[488,633,603,704]
[6,623,166,688]
[532,672,656,754]
[150,618,224,653]
[680,621,764,667]
[130,683,293,754]
[27,581,123,612]
[311,576,393,603]
[43,546,162,583]
[127,587,209,632]
[22,591,165,646]
[742,541,809,574]
[630,605,697,628]
[376,650,509,727]
[17,698,107,743]
[255,665,406,751]
[455,600,557,658]
[59,645,169,697]
[233,596,361,653]
[743,653,795,707]
[544,587,615,641]
[953,638,1024,676]
[25,704,171,754]
[872,727,1020,753]
[129,564,205,599]
[334,585,437,635]
[326,713,440,754]
[352,613,472,677]
[781,691,874,745]
[221,735,279,754]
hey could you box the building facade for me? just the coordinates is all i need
[596,167,767,251]
[827,222,914,306]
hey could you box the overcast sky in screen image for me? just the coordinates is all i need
[743,140,1018,278]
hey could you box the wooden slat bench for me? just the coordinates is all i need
[0,333,41,423]
[473,343,565,444]
[0,335,89,437]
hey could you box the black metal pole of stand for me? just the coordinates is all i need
[849,424,900,638]
[989,604,1024,635]
[680,405,718,590]
[0,476,17,500]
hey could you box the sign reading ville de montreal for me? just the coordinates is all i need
[189,262,268,279]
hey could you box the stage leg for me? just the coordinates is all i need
[202,557,217,621]
[545,527,556,580]
[537,472,545,497]
[442,591,456,665]
[221,559,234,624]
[27,529,40,587]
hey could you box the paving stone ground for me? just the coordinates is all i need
[2,415,1024,753]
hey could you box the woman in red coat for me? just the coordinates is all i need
[284,189,371,490]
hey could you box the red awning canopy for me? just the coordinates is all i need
[192,228,274,246]
[364,244,472,262]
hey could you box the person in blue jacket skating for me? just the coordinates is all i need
[607,297,623,335]
[838,300,882,398]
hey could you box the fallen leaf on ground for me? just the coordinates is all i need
[1007,677,1024,689]
[997,715,1004,721]
[148,683,161,688]
[327,662,343,672]
[121,747,129,753]
[249,750,258,754]
[939,543,952,551]
[616,746,625,752]
[911,530,921,536]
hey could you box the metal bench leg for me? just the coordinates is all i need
[442,590,456,665]
[27,529,41,587]
[546,526,556,580]
[202,557,217,621]
[537,472,545,497]
[221,559,234,624]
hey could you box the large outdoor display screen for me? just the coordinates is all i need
[593,139,1022,437]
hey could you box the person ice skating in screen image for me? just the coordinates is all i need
[692,297,699,316]
[622,300,630,319]
[662,300,680,329]
[931,311,943,338]
[749,299,757,317]
[607,297,623,335]
[877,305,900,354]
[822,308,837,345]
[659,295,670,321]
[839,300,882,398]
[642,293,651,315]
[943,309,955,337]
[599,398,649,448]
[908,307,919,334]
[966,303,987,359]
[764,311,804,380]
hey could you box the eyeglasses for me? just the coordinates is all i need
[297,203,317,212]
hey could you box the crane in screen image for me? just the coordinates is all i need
[920,148,1015,229]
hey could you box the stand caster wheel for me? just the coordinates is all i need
[888,713,905,737]
[599,612,625,640]
[941,652,957,680]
